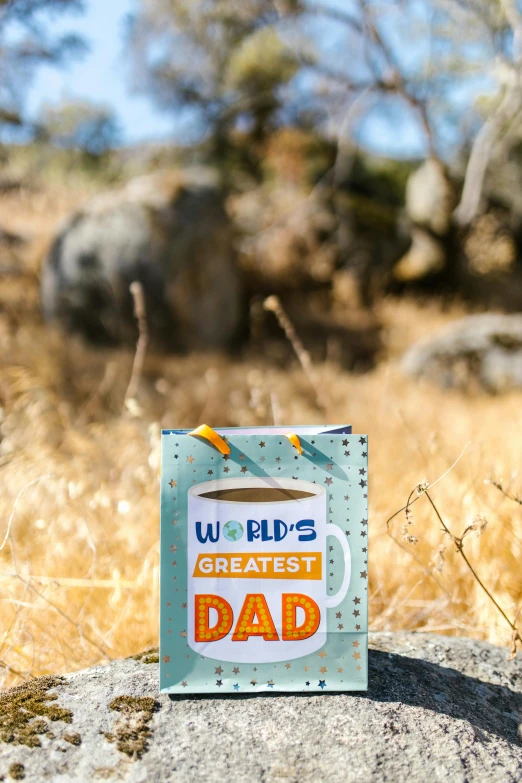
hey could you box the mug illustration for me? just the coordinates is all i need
[187,477,351,663]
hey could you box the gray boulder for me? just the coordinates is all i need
[41,170,243,350]
[1,632,521,782]
[402,313,522,391]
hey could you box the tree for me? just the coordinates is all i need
[0,0,86,138]
[127,0,303,174]
[41,100,121,158]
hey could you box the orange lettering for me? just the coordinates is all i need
[195,594,233,642]
[232,594,279,642]
[282,593,320,641]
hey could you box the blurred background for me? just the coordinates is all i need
[1,0,522,687]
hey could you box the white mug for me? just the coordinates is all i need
[187,477,351,663]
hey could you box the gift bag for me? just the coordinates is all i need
[160,424,368,693]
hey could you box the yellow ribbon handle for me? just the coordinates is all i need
[285,432,302,455]
[188,424,230,455]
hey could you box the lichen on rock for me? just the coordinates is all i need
[0,675,72,748]
[105,696,159,760]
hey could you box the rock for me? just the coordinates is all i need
[41,170,243,350]
[402,313,522,391]
[1,632,521,782]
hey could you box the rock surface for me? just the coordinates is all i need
[402,313,522,391]
[1,632,521,782]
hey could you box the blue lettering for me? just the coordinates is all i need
[296,519,316,541]
[261,519,274,541]
[273,519,288,542]
[195,521,220,543]
[247,519,261,541]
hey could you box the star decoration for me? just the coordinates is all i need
[359,468,366,475]
[169,480,176,488]
[207,470,213,476]
[181,681,188,687]
[224,466,230,473]
[267,680,275,687]
[344,495,349,501]
[361,518,368,526]
[318,680,326,689]
[338,668,343,673]
[215,666,224,675]
[318,651,327,659]
[305,681,310,686]
[329,545,334,552]
[251,679,257,685]
[170,545,178,553]
[353,640,360,648]
[326,463,334,471]
[275,457,281,463]
[338,623,344,630]
[330,559,334,565]
[342,439,348,446]
[320,666,327,674]
[361,530,367,538]
[285,663,291,669]
[360,570,367,579]
[324,477,333,486]
[359,479,367,488]
[353,610,360,618]
[223,453,230,461]
[240,466,248,473]
[166,602,171,607]
[353,596,361,605]
[181,602,187,609]
[233,667,240,674]
[356,624,361,630]
[260,456,266,462]
[359,437,367,444]
[356,665,362,671]
[163,655,170,664]
[239,454,245,461]
[336,611,342,619]
[216,680,222,686]
[187,455,194,464]
[353,651,361,660]
[180,630,187,638]
[233,684,240,691]
[304,666,309,672]
[344,451,350,457]
[259,441,265,448]
[171,561,177,567]
[362,451,367,457]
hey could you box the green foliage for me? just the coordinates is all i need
[41,100,121,157]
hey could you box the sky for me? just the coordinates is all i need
[27,0,175,146]
[25,0,427,156]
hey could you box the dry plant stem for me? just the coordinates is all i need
[124,281,148,407]
[423,491,520,657]
[263,295,328,413]
[489,478,522,506]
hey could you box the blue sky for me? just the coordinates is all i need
[27,0,175,145]
[26,0,427,156]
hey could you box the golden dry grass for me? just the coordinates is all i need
[1,184,521,690]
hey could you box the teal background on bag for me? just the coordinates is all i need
[160,431,368,693]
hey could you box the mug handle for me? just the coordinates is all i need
[325,524,352,608]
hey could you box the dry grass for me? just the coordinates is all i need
[1,184,522,690]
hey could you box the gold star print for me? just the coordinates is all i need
[233,667,240,675]
[304,666,309,672]
[187,455,194,464]
[320,666,327,674]
[318,651,327,659]
[356,665,362,671]
[285,663,291,669]
[170,545,178,553]
[180,630,187,638]
[163,655,170,664]
[259,441,265,448]
[251,679,257,685]
[353,640,359,648]
[215,666,224,675]
[169,479,177,488]
[353,651,361,660]
[240,466,248,473]
[326,463,333,471]
[338,668,343,673]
